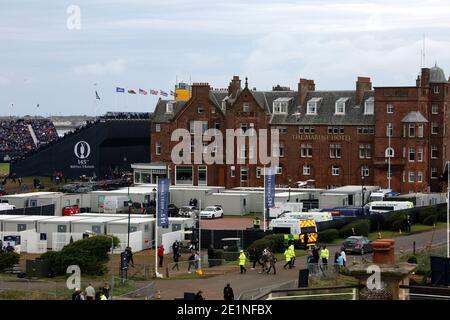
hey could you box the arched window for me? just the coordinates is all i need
[385,147,394,158]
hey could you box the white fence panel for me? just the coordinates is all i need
[162,231,183,254]
[114,231,143,253]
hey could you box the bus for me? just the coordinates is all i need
[368,201,413,214]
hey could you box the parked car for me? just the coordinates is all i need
[168,204,179,217]
[179,206,199,218]
[200,205,224,219]
[342,236,373,255]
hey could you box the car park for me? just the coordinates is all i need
[200,205,224,219]
[342,236,373,255]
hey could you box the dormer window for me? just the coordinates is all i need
[335,97,349,115]
[364,97,374,115]
[273,97,291,114]
[166,102,174,113]
[306,97,322,115]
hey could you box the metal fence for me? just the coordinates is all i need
[238,279,298,300]
[261,285,361,300]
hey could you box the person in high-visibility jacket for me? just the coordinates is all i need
[288,243,296,268]
[320,245,329,270]
[239,250,247,274]
[283,247,292,269]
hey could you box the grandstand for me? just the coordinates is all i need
[9,112,151,179]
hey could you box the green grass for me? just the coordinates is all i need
[0,163,9,176]
[398,245,447,276]
[325,222,448,245]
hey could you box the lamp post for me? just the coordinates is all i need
[288,177,292,202]
[85,231,115,300]
[361,175,365,209]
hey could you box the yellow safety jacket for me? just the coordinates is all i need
[100,294,107,300]
[239,253,246,266]
[284,249,291,262]
[288,245,296,258]
[320,248,329,260]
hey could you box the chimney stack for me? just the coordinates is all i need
[228,76,241,98]
[191,83,210,98]
[419,68,430,87]
[356,77,372,106]
[298,78,315,106]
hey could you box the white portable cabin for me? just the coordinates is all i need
[0,192,89,216]
[320,185,379,208]
[37,216,92,248]
[205,193,250,215]
[0,215,23,232]
[2,215,54,232]
[222,190,264,213]
[106,217,155,250]
[274,192,309,204]
[71,216,124,235]
[74,213,152,218]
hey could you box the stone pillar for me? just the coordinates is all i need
[348,239,416,300]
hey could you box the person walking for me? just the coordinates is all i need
[288,242,296,268]
[283,247,292,269]
[238,250,247,274]
[334,252,340,272]
[266,251,277,275]
[223,283,234,301]
[320,245,329,270]
[72,288,82,301]
[194,250,200,270]
[85,283,95,300]
[336,252,344,272]
[340,248,347,267]
[157,245,165,267]
[187,251,195,273]
[126,247,134,267]
[307,252,315,274]
[172,251,181,271]
[102,282,110,299]
[172,241,180,257]
[312,246,320,264]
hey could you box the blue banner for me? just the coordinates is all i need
[264,167,276,208]
[157,178,170,228]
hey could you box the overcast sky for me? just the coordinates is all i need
[1,0,450,116]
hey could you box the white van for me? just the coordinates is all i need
[368,201,413,214]
[276,211,333,223]
[0,203,16,212]
[269,202,304,218]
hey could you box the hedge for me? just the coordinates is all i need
[423,215,437,226]
[0,252,20,272]
[318,229,339,243]
[338,220,370,238]
[40,235,119,276]
[247,234,285,254]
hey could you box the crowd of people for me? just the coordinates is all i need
[0,118,58,161]
[71,283,110,301]
[101,112,150,120]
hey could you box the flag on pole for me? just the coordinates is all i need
[116,87,125,93]
[157,178,170,228]
[264,167,276,209]
[139,89,148,95]
[95,91,101,100]
[128,89,137,94]
[150,89,159,95]
[170,90,177,97]
[160,90,168,97]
